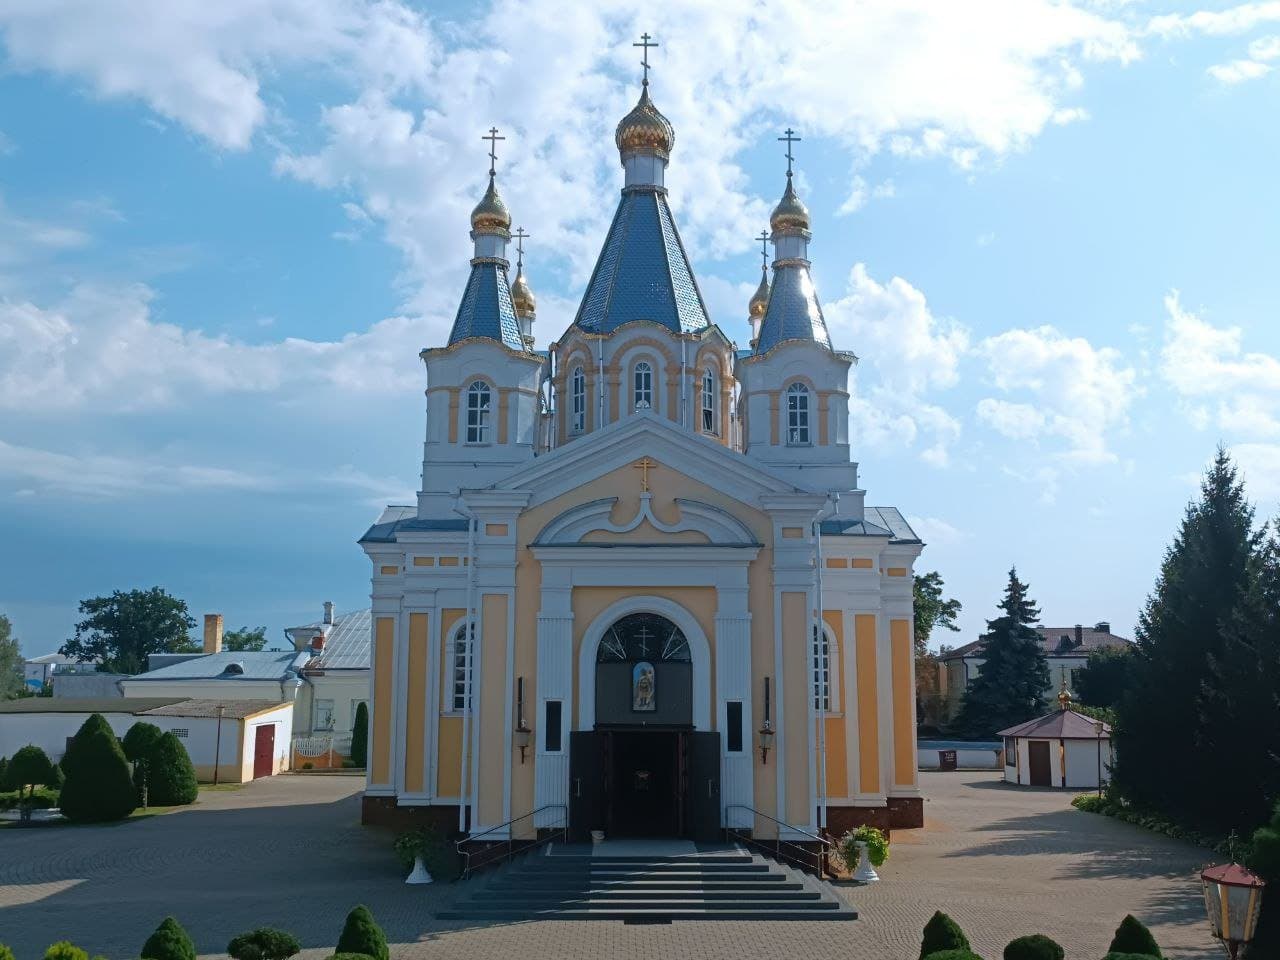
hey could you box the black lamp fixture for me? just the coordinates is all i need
[758,676,775,764]
[514,676,532,763]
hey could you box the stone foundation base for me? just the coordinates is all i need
[361,795,461,833]
[827,796,924,835]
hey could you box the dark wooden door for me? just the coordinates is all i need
[1027,740,1051,787]
[569,731,609,842]
[684,731,721,843]
[253,724,275,779]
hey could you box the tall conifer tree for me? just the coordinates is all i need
[951,568,1049,739]
[1112,449,1261,825]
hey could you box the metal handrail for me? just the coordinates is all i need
[455,803,568,880]
[725,803,835,879]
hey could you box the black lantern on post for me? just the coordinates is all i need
[758,676,775,764]
[514,676,532,764]
[1201,862,1265,959]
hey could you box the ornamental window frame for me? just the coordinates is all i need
[786,381,811,446]
[465,380,492,444]
[570,366,586,433]
[633,360,654,411]
[812,624,838,713]
[701,367,717,434]
[447,622,474,714]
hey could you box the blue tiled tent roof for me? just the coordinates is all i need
[754,265,831,353]
[447,261,524,349]
[575,189,710,334]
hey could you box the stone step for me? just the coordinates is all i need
[436,906,858,922]
[486,880,803,893]
[473,889,823,903]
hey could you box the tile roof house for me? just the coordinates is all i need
[939,621,1131,720]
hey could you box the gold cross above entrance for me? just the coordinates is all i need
[633,457,656,492]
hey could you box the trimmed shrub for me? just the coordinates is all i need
[335,905,388,960]
[1101,954,1159,960]
[227,928,301,960]
[3,745,59,800]
[44,942,89,960]
[146,732,198,806]
[1002,934,1063,960]
[923,951,985,960]
[140,917,196,960]
[350,702,369,768]
[59,728,137,822]
[0,943,15,960]
[122,722,164,763]
[61,714,116,777]
[921,911,971,958]
[0,755,7,784]
[325,955,375,960]
[1107,916,1162,958]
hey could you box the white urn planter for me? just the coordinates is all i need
[851,840,880,884]
[405,855,434,884]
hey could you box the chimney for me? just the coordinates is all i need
[323,601,335,625]
[1074,623,1083,647]
[1095,620,1111,634]
[203,614,224,654]
[310,633,325,655]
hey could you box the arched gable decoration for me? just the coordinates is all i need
[533,496,758,546]
[579,595,712,731]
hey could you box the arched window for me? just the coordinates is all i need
[633,361,653,410]
[786,382,811,445]
[465,381,491,444]
[701,368,717,434]
[813,625,836,712]
[449,623,474,712]
[570,366,586,433]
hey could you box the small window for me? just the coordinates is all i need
[787,382,811,445]
[1004,737,1017,764]
[465,381,491,443]
[812,626,834,711]
[545,701,563,753]
[633,361,653,410]
[450,623,474,712]
[570,366,586,433]
[171,728,189,739]
[727,701,743,752]
[313,698,335,731]
[701,368,717,433]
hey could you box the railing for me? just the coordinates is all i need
[724,804,836,880]
[455,804,568,880]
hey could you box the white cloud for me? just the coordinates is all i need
[824,264,969,465]
[1250,33,1280,58]
[906,515,966,545]
[1148,3,1280,38]
[977,325,1138,462]
[1207,57,1275,82]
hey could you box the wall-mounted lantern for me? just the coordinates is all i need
[514,676,532,763]
[758,676,775,765]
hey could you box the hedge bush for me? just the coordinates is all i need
[147,732,198,806]
[61,714,116,777]
[141,917,196,960]
[350,702,369,768]
[227,927,301,960]
[1002,934,1063,960]
[923,951,985,960]
[122,722,164,803]
[44,942,88,960]
[1107,915,1162,958]
[335,905,388,960]
[3,744,59,800]
[0,943,14,960]
[921,911,971,958]
[59,728,137,823]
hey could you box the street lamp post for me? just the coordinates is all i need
[1095,717,1105,798]
[1201,862,1266,959]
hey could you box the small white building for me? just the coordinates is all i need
[23,653,100,694]
[0,697,293,782]
[998,703,1113,789]
[283,604,371,750]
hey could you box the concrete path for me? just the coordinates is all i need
[0,771,1222,959]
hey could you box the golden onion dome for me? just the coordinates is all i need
[471,175,511,234]
[615,83,675,160]
[770,176,810,233]
[749,268,770,319]
[511,265,536,316]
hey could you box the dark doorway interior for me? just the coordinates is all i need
[1027,740,1052,787]
[609,731,680,837]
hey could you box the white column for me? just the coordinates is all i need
[534,577,573,828]
[716,571,752,828]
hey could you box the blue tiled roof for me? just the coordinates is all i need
[754,264,831,353]
[447,261,524,349]
[575,189,710,335]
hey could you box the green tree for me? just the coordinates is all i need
[3,744,59,801]
[1112,449,1261,829]
[349,702,369,768]
[147,731,199,806]
[335,905,388,960]
[951,568,1049,739]
[1248,801,1280,956]
[914,571,963,654]
[140,917,195,960]
[122,722,165,805]
[59,726,138,822]
[0,614,23,700]
[44,943,88,960]
[60,588,197,675]
[223,626,268,652]
[1075,646,1135,709]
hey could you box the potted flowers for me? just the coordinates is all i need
[837,825,889,883]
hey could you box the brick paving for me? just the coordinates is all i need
[0,772,1220,959]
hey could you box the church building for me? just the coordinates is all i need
[359,44,925,843]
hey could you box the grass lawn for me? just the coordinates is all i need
[2,782,245,828]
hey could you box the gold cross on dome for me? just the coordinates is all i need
[757,229,769,268]
[514,226,530,267]
[482,126,505,176]
[634,32,659,85]
[633,456,656,492]
[778,127,801,177]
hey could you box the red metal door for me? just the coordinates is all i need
[253,724,275,779]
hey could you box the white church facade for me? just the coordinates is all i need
[359,49,925,842]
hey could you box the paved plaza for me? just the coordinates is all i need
[0,771,1220,959]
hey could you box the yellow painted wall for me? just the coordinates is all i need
[372,616,394,785]
[855,613,880,795]
[782,590,810,824]
[404,612,429,793]
[819,609,847,796]
[821,715,848,797]
[478,593,508,825]
[891,618,915,788]
[437,716,464,796]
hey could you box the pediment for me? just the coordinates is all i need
[533,495,757,547]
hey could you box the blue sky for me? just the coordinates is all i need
[2,0,1280,657]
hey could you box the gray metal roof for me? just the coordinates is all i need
[141,699,291,719]
[946,626,1131,661]
[998,709,1112,740]
[575,188,710,335]
[0,697,185,714]
[126,651,301,682]
[447,261,524,349]
[291,609,371,671]
[820,507,920,543]
[754,264,831,354]
[359,515,469,544]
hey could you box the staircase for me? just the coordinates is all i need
[437,847,857,922]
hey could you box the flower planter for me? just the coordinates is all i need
[851,840,880,883]
[405,855,433,884]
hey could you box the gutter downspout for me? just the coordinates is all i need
[813,491,839,835]
[455,502,478,834]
